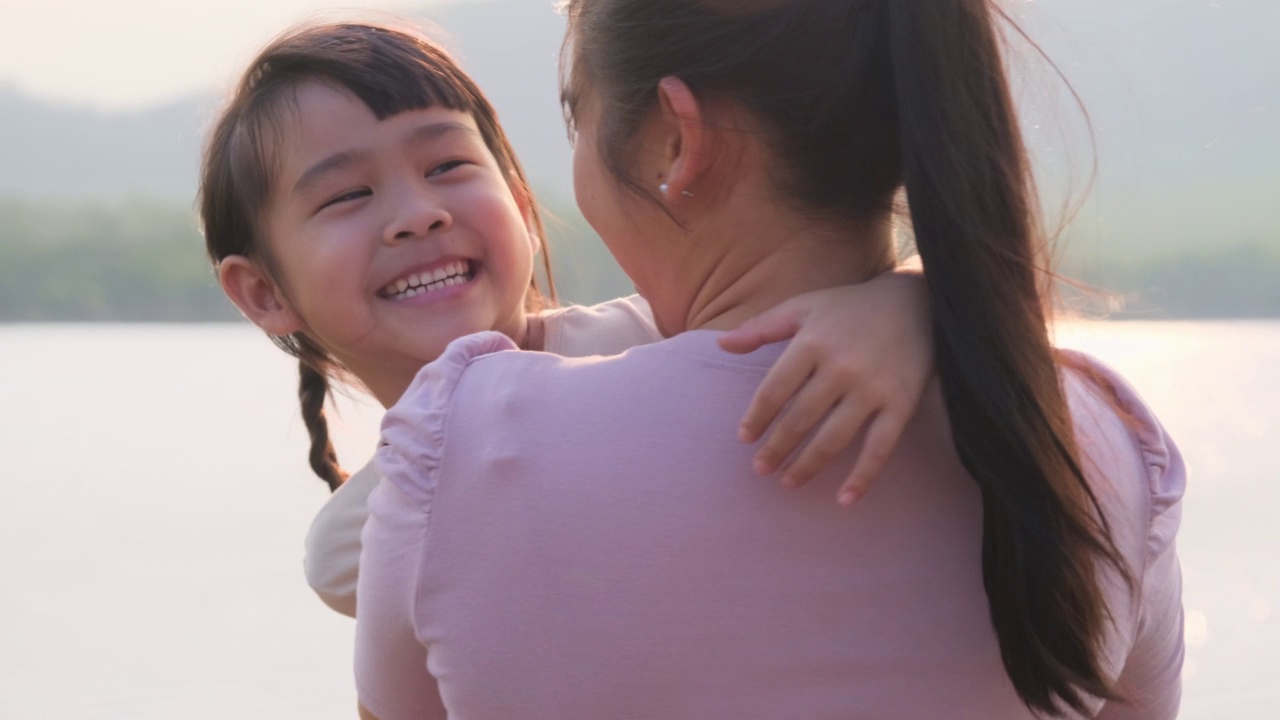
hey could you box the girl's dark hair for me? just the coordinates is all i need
[200,22,555,492]
[563,0,1131,714]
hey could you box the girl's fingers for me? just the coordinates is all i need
[777,398,874,490]
[739,346,817,444]
[752,376,842,478]
[837,411,910,507]
[717,301,804,354]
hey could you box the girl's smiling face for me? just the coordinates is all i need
[259,81,537,403]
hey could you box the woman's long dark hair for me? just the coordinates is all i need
[200,22,556,491]
[563,0,1131,714]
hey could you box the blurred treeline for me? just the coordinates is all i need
[0,198,225,321]
[3,0,1275,321]
[1064,246,1280,319]
[0,195,632,322]
[2,194,1276,322]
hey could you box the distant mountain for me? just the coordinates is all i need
[0,0,574,206]
[1017,0,1280,257]
[0,0,1275,257]
[0,87,213,202]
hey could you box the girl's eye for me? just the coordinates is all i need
[428,160,468,178]
[318,188,371,211]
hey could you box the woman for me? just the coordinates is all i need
[357,1,1185,718]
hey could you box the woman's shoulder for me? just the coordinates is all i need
[1059,350,1186,560]
[377,332,522,507]
[388,330,521,424]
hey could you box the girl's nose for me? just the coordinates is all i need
[383,188,452,245]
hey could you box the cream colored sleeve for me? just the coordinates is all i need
[543,294,662,358]
[303,459,382,618]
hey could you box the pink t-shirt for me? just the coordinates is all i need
[359,331,1184,720]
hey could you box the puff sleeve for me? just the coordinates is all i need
[355,331,518,720]
[1067,352,1187,720]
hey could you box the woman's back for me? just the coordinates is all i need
[358,331,1184,720]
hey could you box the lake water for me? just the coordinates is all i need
[1,321,1276,719]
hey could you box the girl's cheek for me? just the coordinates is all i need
[325,213,377,249]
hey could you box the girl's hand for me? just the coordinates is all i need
[718,263,933,507]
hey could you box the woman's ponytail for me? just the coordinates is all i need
[886,0,1130,714]
[298,361,348,493]
[564,0,1134,711]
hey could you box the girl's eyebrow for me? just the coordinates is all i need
[404,120,481,146]
[293,150,368,197]
[292,122,480,197]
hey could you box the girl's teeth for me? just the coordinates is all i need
[385,261,473,299]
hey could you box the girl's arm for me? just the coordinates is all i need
[719,261,932,507]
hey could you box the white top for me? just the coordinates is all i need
[303,295,661,616]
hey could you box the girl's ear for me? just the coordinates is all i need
[509,176,542,257]
[217,255,304,337]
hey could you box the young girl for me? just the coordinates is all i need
[200,22,934,618]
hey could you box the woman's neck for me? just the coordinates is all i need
[672,207,897,334]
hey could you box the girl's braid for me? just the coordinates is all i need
[298,361,348,492]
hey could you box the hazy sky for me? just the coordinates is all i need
[0,0,451,110]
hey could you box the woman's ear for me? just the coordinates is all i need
[217,255,303,337]
[655,76,712,200]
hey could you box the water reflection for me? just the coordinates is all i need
[0,321,1276,718]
